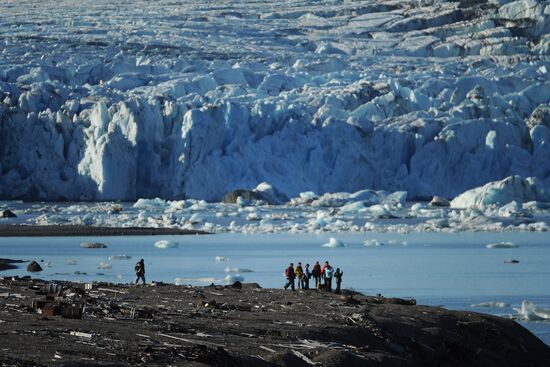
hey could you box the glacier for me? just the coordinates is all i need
[0,0,549,203]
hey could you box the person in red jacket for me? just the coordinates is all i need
[283,263,295,291]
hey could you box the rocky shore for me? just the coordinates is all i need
[0,277,548,366]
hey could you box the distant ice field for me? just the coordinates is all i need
[1,231,549,344]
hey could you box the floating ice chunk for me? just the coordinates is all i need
[133,198,168,209]
[109,255,132,260]
[517,300,550,321]
[224,273,244,283]
[154,240,179,249]
[80,242,107,249]
[364,239,383,247]
[322,237,348,248]
[66,259,78,265]
[225,267,253,273]
[486,241,518,249]
[97,262,112,269]
[215,256,228,262]
[247,212,261,221]
[471,301,510,308]
[175,277,218,285]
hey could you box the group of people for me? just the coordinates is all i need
[134,258,344,293]
[284,261,343,293]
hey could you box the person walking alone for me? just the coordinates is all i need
[134,259,146,285]
[284,262,296,291]
[334,268,343,294]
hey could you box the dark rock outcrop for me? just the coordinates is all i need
[0,209,17,218]
[26,261,42,272]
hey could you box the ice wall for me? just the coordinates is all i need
[0,0,549,201]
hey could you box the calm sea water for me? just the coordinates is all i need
[1,231,549,344]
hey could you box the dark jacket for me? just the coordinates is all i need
[135,261,145,276]
[285,266,295,280]
[312,264,321,277]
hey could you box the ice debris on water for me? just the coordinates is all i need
[225,267,253,273]
[363,239,383,247]
[224,274,244,283]
[215,256,228,262]
[322,237,348,248]
[516,301,550,321]
[471,301,510,308]
[109,255,132,260]
[486,242,518,249]
[97,262,112,269]
[66,259,78,265]
[154,240,179,249]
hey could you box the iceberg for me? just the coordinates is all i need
[486,242,518,249]
[225,267,254,273]
[154,240,179,249]
[322,237,348,248]
[451,176,550,210]
[97,262,112,269]
[471,301,510,308]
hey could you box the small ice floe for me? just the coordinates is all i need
[471,301,510,308]
[363,239,383,247]
[322,237,348,248]
[97,262,112,269]
[80,242,107,249]
[486,241,518,249]
[154,240,179,249]
[504,259,520,264]
[66,259,78,265]
[174,277,218,285]
[116,274,124,280]
[109,255,132,260]
[246,212,261,221]
[224,274,244,283]
[225,267,253,273]
[516,300,550,321]
[215,256,228,262]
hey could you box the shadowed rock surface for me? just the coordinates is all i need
[0,277,548,366]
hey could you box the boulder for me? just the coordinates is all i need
[26,261,43,272]
[0,209,17,218]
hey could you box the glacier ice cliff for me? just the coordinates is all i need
[0,0,549,201]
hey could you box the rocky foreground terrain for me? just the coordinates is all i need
[0,276,548,366]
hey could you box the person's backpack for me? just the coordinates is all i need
[284,267,289,277]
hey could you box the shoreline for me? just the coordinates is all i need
[0,277,548,366]
[0,224,210,237]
